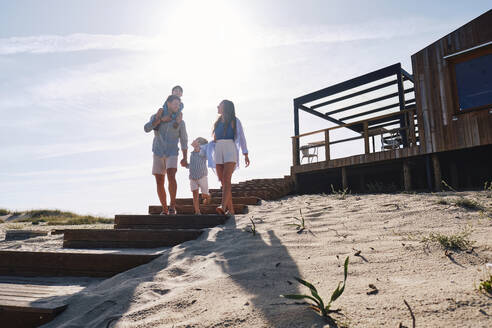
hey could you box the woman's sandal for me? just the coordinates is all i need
[215,207,226,215]
[160,208,169,215]
[168,207,177,215]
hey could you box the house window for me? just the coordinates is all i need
[449,44,492,112]
[455,53,492,111]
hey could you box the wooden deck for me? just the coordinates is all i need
[0,251,160,277]
[292,145,425,174]
[0,276,99,328]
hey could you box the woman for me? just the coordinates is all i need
[212,99,250,215]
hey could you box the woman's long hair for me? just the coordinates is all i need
[213,99,237,138]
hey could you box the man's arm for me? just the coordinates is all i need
[179,121,189,167]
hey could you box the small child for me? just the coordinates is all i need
[187,137,211,214]
[161,85,184,128]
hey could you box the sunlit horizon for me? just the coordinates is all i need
[1,1,490,216]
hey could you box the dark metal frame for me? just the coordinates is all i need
[293,63,415,165]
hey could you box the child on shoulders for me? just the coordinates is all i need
[161,85,184,128]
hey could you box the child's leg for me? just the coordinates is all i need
[192,189,200,214]
[202,193,211,205]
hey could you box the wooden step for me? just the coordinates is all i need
[0,250,159,278]
[4,230,49,241]
[0,277,96,328]
[211,191,277,200]
[114,214,228,230]
[174,196,260,206]
[148,204,247,215]
[63,229,202,249]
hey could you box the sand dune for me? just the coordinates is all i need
[3,191,492,327]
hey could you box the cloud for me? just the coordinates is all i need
[0,33,159,55]
[0,16,453,55]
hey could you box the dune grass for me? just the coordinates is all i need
[14,209,113,225]
[0,208,10,216]
[422,228,474,251]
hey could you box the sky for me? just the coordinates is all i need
[1,1,490,216]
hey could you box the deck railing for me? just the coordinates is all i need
[292,63,417,166]
[292,107,418,166]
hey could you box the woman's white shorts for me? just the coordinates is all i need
[214,139,238,165]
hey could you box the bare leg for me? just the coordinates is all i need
[167,168,178,211]
[192,189,201,214]
[202,193,211,205]
[154,174,168,213]
[216,164,225,210]
[222,162,236,215]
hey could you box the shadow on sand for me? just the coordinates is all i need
[41,215,338,327]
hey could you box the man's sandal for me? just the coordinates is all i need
[168,207,177,215]
[215,207,225,215]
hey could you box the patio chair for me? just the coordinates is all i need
[381,130,402,150]
[301,147,318,163]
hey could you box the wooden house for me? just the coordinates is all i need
[291,10,491,192]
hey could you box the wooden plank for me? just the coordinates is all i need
[63,229,202,249]
[4,230,49,241]
[432,154,441,191]
[115,214,228,230]
[324,130,330,161]
[403,161,412,191]
[175,197,260,206]
[149,204,247,215]
[0,251,159,277]
[363,122,369,154]
[341,168,348,190]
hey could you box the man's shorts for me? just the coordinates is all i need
[190,176,209,194]
[152,154,178,175]
[214,139,238,165]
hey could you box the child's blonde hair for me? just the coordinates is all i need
[195,137,208,145]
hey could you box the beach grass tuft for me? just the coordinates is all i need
[422,228,474,251]
[287,209,306,233]
[453,197,484,211]
[0,208,10,216]
[331,184,350,200]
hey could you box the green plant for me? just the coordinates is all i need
[331,184,349,200]
[0,208,10,216]
[484,181,492,192]
[441,180,457,192]
[281,256,349,318]
[246,218,256,235]
[287,209,306,233]
[422,228,474,251]
[478,275,492,294]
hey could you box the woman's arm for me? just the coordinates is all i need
[236,118,249,155]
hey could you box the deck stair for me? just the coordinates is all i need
[1,175,292,327]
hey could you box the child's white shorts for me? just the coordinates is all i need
[214,139,238,164]
[190,176,209,194]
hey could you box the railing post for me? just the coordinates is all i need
[396,68,408,146]
[408,109,416,146]
[293,101,300,166]
[363,122,369,154]
[324,129,330,161]
[292,137,300,166]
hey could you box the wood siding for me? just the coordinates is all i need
[411,10,492,153]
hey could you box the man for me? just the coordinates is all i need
[144,95,188,214]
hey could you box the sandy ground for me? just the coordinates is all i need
[2,191,492,327]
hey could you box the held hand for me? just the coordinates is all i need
[156,108,164,120]
[244,154,250,167]
[180,158,188,167]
